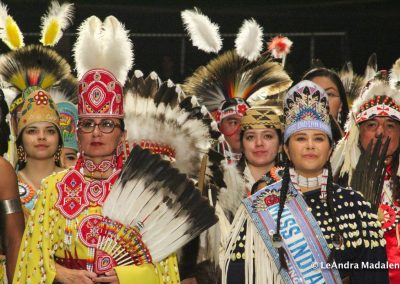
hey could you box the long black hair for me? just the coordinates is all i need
[0,89,10,156]
[302,68,349,131]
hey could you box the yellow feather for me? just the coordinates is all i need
[41,19,60,46]
[41,75,57,89]
[10,73,27,91]
[5,16,24,50]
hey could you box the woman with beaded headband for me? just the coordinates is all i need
[331,63,400,283]
[223,80,388,284]
[0,88,24,283]
[220,105,284,283]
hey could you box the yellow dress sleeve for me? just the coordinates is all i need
[13,174,59,284]
[115,254,180,284]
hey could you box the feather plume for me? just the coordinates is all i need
[40,1,74,46]
[100,146,218,269]
[74,16,133,84]
[267,36,293,59]
[183,50,292,112]
[102,16,134,85]
[0,2,24,50]
[73,16,103,80]
[389,58,400,90]
[235,19,263,61]
[364,53,377,82]
[181,8,222,53]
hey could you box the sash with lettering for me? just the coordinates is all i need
[245,180,342,284]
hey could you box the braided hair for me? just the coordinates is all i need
[0,89,10,156]
[273,142,343,269]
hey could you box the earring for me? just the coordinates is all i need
[17,145,26,163]
[54,145,62,164]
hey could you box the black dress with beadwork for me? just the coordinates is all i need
[302,184,389,283]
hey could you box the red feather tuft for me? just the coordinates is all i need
[267,36,293,59]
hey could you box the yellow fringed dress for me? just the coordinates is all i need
[13,170,180,284]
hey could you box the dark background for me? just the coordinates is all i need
[3,0,400,83]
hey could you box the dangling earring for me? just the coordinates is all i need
[17,145,27,163]
[54,145,62,164]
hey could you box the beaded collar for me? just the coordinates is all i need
[289,168,328,202]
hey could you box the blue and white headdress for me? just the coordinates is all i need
[283,80,331,142]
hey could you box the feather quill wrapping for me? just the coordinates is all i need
[235,19,263,61]
[181,8,222,54]
[102,146,218,263]
[0,2,24,50]
[40,1,74,46]
[183,50,292,112]
[73,16,133,84]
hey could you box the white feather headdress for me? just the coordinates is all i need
[73,15,133,84]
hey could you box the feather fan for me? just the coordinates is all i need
[235,19,263,61]
[97,146,218,273]
[181,8,222,54]
[338,62,365,106]
[40,1,74,46]
[0,2,24,50]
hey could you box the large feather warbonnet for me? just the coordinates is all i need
[124,70,226,193]
[97,146,218,273]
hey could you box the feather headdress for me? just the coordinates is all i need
[73,15,133,85]
[96,146,218,273]
[331,60,400,180]
[124,71,226,192]
[183,50,292,113]
[0,45,71,97]
[338,62,364,107]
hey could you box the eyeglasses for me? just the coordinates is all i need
[78,119,122,133]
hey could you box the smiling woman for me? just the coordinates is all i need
[223,80,389,284]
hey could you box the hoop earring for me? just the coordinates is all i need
[17,145,26,163]
[54,144,62,164]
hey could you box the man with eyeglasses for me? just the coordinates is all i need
[331,70,400,283]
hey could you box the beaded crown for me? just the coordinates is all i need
[283,80,332,142]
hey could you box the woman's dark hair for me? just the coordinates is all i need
[302,68,349,130]
[16,125,63,170]
[274,134,341,269]
[0,89,10,156]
